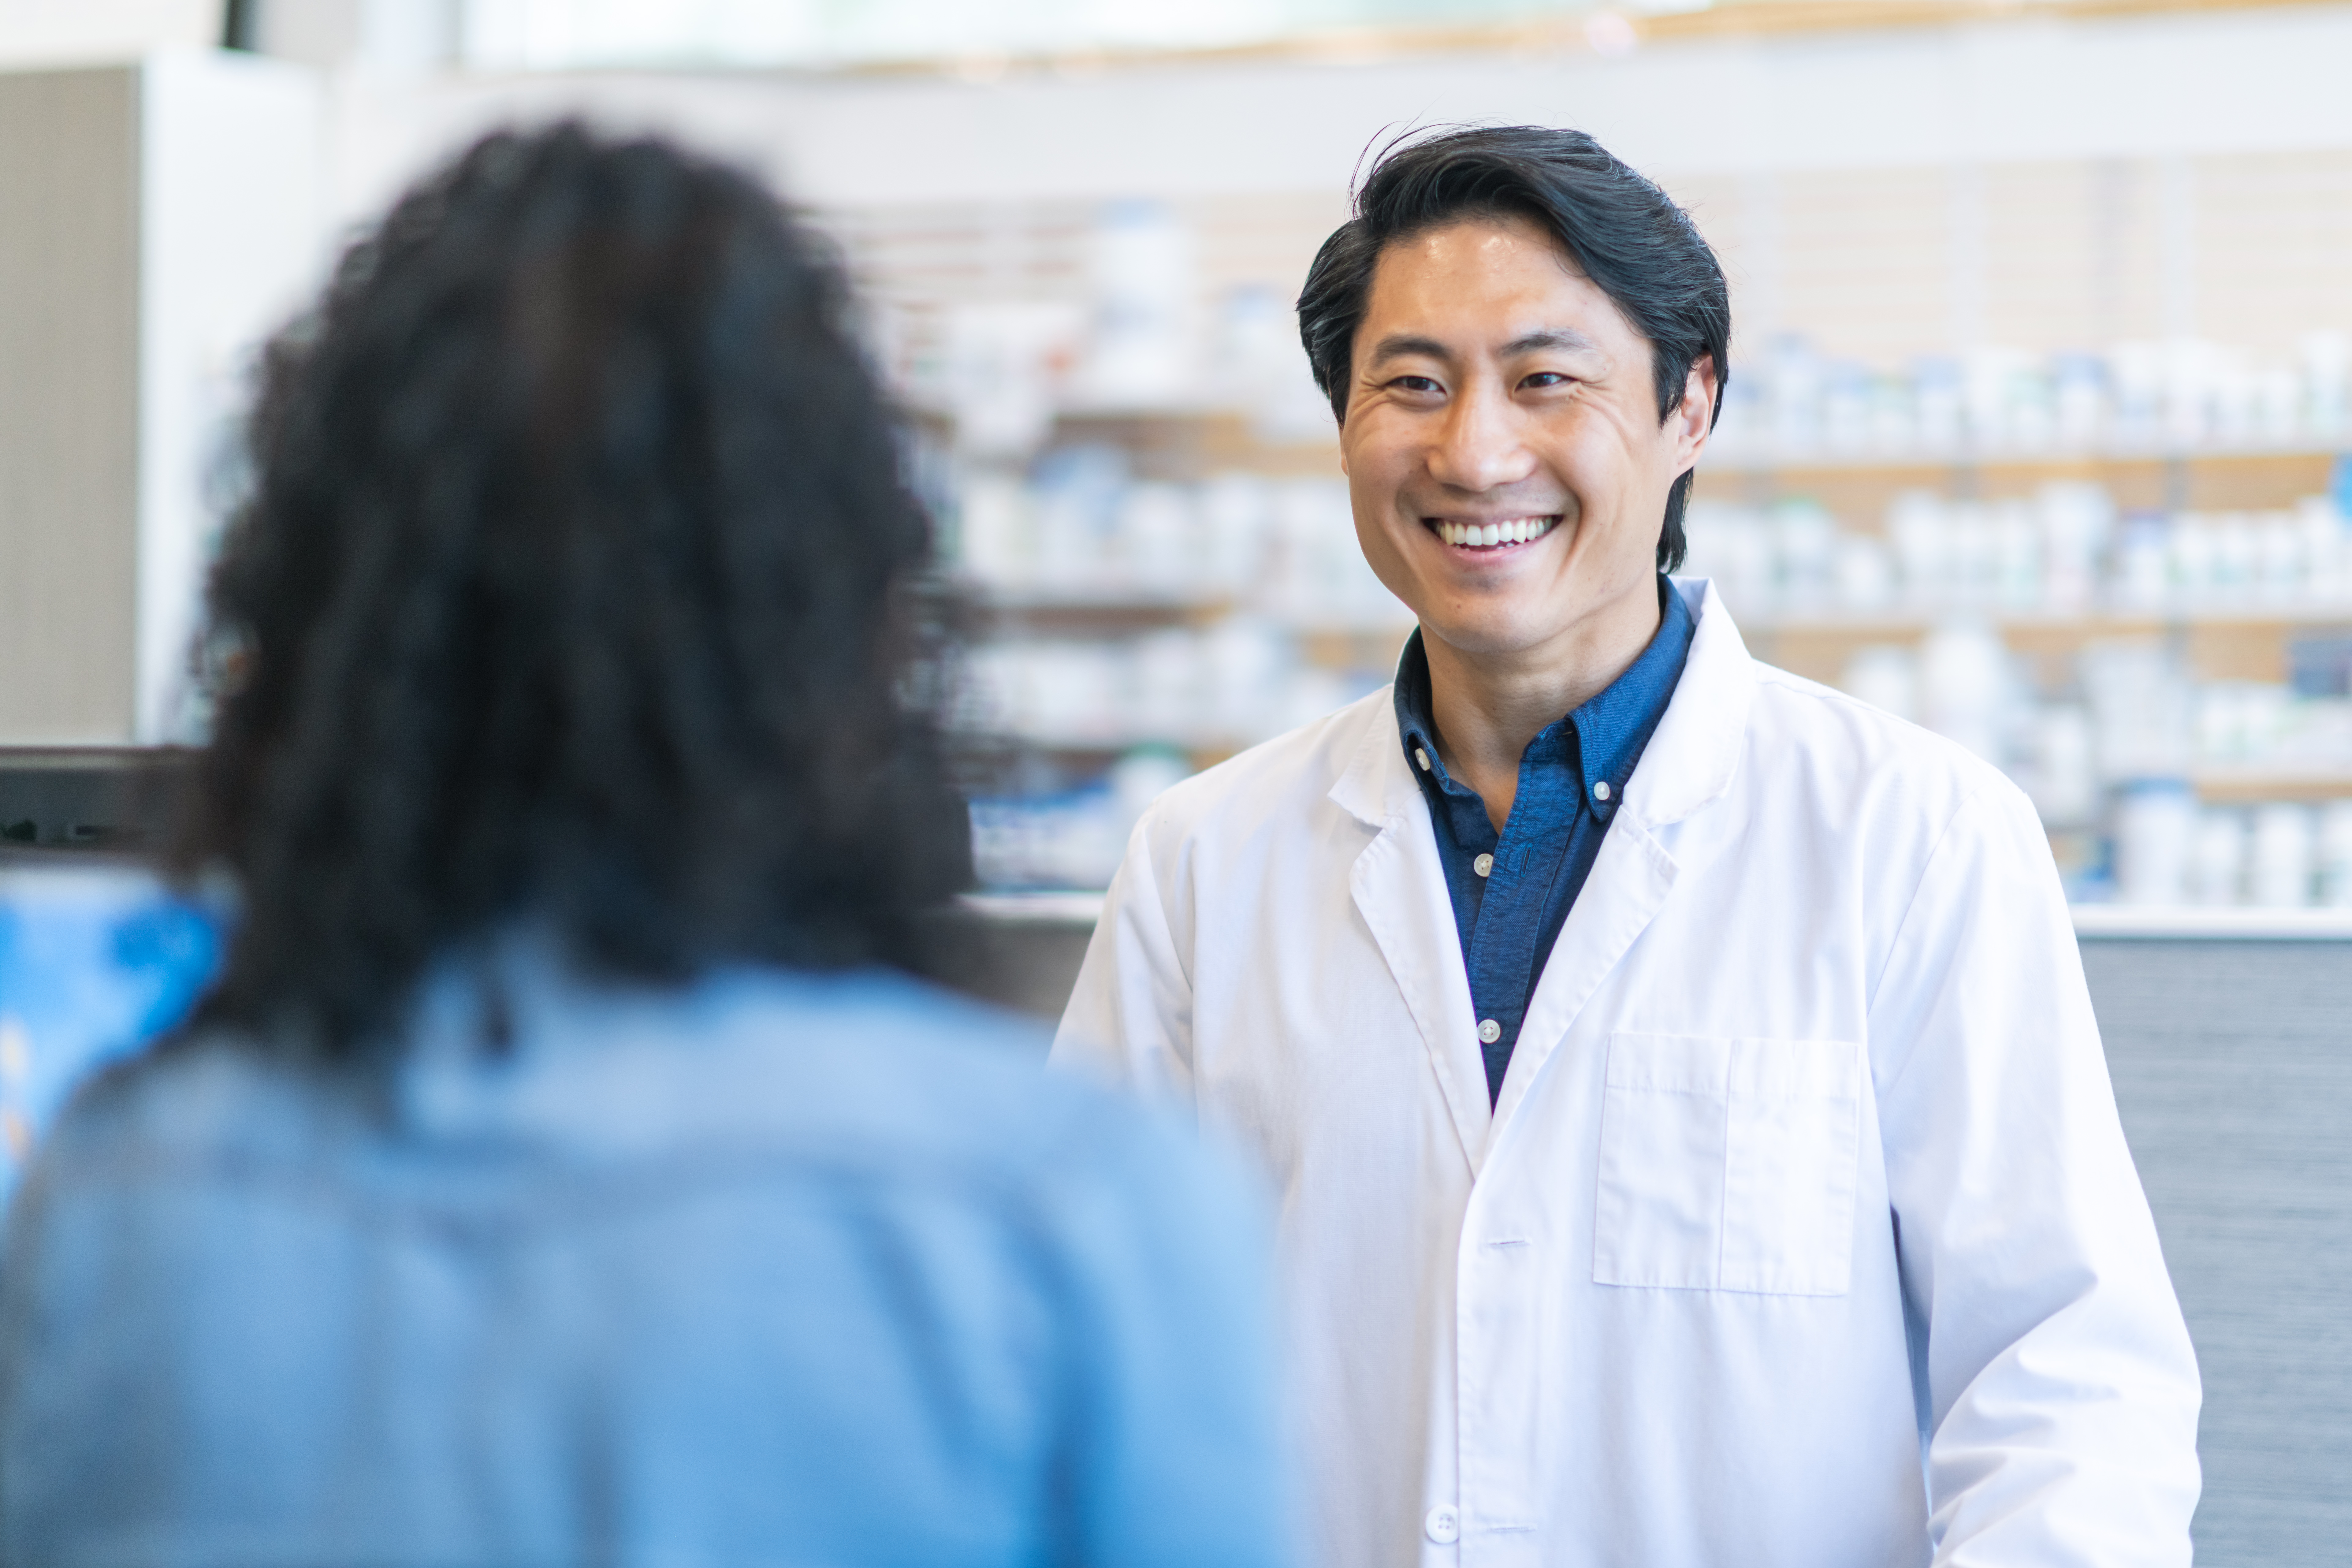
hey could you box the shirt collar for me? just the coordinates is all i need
[1391,575,1696,823]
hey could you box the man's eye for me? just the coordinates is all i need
[1393,376,1442,393]
[1522,372,1572,389]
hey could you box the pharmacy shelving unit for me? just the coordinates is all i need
[938,397,2352,900]
[955,413,2352,759]
[939,405,1399,774]
[1694,437,2352,786]
[1690,432,2352,907]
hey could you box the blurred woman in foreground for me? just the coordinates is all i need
[0,125,1287,1567]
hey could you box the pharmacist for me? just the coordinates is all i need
[1052,126,2201,1568]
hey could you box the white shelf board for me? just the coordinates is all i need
[2070,904,2352,940]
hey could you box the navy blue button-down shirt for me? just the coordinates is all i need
[1394,577,1695,1104]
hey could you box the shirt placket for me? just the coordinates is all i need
[1463,727,1582,1091]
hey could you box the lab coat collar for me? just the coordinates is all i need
[1328,669,1493,1168]
[1328,676,1421,830]
[1325,579,1758,1169]
[1618,577,1756,829]
[1327,578,1753,836]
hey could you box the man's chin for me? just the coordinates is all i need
[1415,607,1582,662]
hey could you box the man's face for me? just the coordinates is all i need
[1338,215,1714,664]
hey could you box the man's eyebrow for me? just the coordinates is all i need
[1500,328,1603,356]
[1363,333,1452,368]
[1362,328,1605,370]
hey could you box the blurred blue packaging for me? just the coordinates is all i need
[0,869,223,1220]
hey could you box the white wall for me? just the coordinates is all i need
[319,3,2352,219]
[0,52,320,745]
[137,50,324,741]
[0,0,215,69]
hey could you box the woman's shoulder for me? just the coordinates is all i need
[651,964,1205,1194]
[20,961,1238,1263]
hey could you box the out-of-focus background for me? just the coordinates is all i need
[11,1,2352,914]
[1,4,2348,1560]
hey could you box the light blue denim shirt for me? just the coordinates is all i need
[0,944,1291,1568]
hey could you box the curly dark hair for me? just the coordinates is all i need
[171,123,970,1056]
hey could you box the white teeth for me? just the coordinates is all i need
[1436,516,1557,547]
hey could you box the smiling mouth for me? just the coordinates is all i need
[1427,515,1559,550]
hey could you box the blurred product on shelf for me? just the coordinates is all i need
[1075,201,1199,409]
[2114,798,2352,911]
[878,201,1329,448]
[951,457,1396,625]
[2113,782,2198,907]
[968,749,1195,891]
[956,622,1373,752]
[1684,486,2352,620]
[1710,334,2352,461]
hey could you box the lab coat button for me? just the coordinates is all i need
[1473,852,1494,877]
[1477,1018,1502,1044]
[1424,1505,1460,1544]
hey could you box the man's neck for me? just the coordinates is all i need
[1422,579,1663,833]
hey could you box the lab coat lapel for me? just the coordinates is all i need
[1330,705,1493,1172]
[1491,580,1757,1136]
[1494,817,1675,1133]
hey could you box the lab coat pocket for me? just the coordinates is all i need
[1592,1032,1863,1296]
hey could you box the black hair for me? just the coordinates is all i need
[1295,125,1730,572]
[172,123,970,1057]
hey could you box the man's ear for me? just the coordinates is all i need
[1671,354,1719,463]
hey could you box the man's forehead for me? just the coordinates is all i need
[1359,219,1629,352]
[1371,213,1590,292]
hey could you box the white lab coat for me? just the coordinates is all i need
[1052,579,2200,1568]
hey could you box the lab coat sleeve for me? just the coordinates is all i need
[1051,813,1197,1108]
[1867,779,2201,1566]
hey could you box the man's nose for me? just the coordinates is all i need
[1424,382,1539,494]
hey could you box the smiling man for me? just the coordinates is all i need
[1053,128,2200,1568]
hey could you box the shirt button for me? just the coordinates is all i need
[1424,1505,1460,1544]
[1477,1018,1502,1044]
[1473,852,1494,878]
[1415,748,1431,772]
[1592,779,1612,801]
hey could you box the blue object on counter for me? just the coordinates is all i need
[0,867,223,1220]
